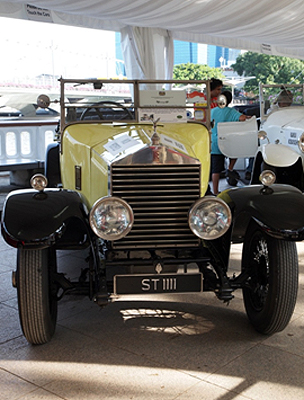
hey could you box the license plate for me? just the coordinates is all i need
[114,273,202,295]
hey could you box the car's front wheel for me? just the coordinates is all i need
[16,247,58,344]
[242,221,298,334]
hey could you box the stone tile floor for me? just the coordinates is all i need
[0,173,304,399]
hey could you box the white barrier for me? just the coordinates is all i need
[0,119,58,171]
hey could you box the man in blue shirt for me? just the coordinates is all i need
[211,90,247,195]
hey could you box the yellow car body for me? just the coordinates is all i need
[61,122,211,207]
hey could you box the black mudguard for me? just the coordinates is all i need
[251,151,304,191]
[1,188,91,249]
[219,184,304,242]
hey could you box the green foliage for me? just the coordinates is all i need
[173,63,225,81]
[231,52,304,93]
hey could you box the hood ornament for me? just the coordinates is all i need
[151,117,161,145]
[155,263,163,274]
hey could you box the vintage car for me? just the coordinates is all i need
[219,83,304,190]
[0,90,60,120]
[2,78,304,345]
[251,84,304,189]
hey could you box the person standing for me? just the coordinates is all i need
[211,90,247,195]
[191,78,223,122]
[210,78,223,108]
[267,88,293,114]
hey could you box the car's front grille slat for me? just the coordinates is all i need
[111,163,201,249]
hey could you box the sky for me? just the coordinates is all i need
[0,17,117,83]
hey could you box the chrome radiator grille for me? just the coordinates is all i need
[111,164,201,249]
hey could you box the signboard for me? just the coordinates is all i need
[139,90,186,107]
[138,108,187,123]
[138,90,187,122]
[104,134,140,156]
[26,4,53,22]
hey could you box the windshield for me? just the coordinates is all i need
[58,78,213,132]
[259,83,304,122]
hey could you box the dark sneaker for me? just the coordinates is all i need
[225,169,239,186]
[245,171,251,181]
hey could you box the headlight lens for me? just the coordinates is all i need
[189,196,232,240]
[89,196,134,240]
[30,174,48,191]
[260,170,276,186]
[298,132,304,153]
[258,130,268,141]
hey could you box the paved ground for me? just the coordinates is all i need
[1,173,304,400]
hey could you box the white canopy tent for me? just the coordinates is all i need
[1,0,304,79]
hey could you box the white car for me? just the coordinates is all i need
[218,83,304,191]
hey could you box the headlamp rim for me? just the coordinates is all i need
[30,173,48,191]
[89,196,134,240]
[298,132,304,153]
[259,169,276,186]
[189,196,232,240]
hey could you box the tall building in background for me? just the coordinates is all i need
[173,41,241,69]
[174,41,198,64]
[115,32,126,77]
[115,33,241,75]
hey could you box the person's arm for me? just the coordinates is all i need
[230,108,249,122]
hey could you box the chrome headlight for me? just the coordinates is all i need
[30,174,48,191]
[189,196,232,240]
[260,170,276,186]
[258,130,269,142]
[298,132,304,153]
[89,196,134,240]
[37,94,51,108]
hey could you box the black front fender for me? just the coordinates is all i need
[219,184,304,241]
[1,188,91,248]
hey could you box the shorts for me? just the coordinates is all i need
[211,154,225,174]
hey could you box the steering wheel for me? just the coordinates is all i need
[80,101,134,121]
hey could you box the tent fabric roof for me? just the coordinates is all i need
[1,0,304,59]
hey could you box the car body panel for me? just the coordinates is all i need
[261,107,304,157]
[217,103,304,165]
[1,188,90,248]
[217,115,258,158]
[261,142,301,167]
[220,184,304,241]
